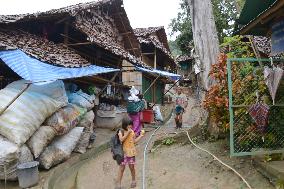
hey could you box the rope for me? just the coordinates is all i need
[142,124,162,189]
[184,130,253,189]
[4,164,7,189]
[141,128,253,189]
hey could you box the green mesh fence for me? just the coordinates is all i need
[227,58,284,156]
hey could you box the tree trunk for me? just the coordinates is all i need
[188,0,220,90]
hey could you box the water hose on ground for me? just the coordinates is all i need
[141,126,253,189]
[142,124,162,189]
[184,130,253,189]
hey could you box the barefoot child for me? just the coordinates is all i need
[116,117,144,189]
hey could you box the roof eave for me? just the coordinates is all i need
[236,0,284,36]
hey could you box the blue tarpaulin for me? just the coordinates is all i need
[0,50,120,85]
[135,66,181,80]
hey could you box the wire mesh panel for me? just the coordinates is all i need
[227,58,284,156]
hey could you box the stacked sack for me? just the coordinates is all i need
[67,87,96,154]
[0,80,97,182]
[0,80,68,180]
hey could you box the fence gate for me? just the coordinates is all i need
[227,58,284,156]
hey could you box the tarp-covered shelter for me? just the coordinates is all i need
[0,50,119,85]
[0,0,149,88]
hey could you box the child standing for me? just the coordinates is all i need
[116,117,144,189]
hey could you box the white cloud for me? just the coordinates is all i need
[0,0,180,39]
[123,0,180,37]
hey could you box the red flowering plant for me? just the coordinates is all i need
[203,35,267,132]
[203,53,230,131]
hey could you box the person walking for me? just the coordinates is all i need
[116,117,144,189]
[127,86,144,137]
[174,87,188,129]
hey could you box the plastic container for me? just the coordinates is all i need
[142,110,154,123]
[17,161,39,188]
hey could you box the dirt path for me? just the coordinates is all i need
[76,97,273,189]
[76,138,273,189]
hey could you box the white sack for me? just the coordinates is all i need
[0,136,19,180]
[27,126,56,158]
[39,127,83,169]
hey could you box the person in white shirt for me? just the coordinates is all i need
[173,87,188,129]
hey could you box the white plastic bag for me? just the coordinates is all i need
[153,106,163,122]
[39,127,83,169]
[68,90,95,111]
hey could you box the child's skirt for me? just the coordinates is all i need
[121,156,136,165]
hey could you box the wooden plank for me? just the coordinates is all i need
[154,47,157,69]
[55,16,70,24]
[66,42,94,46]
[64,21,69,45]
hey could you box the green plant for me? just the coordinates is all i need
[276,179,284,189]
[204,35,269,133]
[162,137,176,146]
[264,154,272,162]
[203,53,230,132]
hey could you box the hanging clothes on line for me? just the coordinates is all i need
[263,66,283,105]
[248,103,270,133]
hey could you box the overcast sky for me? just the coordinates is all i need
[0,0,180,39]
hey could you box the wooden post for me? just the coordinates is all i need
[154,47,157,69]
[0,83,31,116]
[64,21,69,46]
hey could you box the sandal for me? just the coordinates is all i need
[130,181,137,188]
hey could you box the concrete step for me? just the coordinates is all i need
[253,158,284,186]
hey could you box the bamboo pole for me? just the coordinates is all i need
[154,47,157,69]
[0,83,31,116]
[150,76,182,108]
[143,75,160,95]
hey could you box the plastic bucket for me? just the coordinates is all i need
[142,110,154,123]
[17,161,39,188]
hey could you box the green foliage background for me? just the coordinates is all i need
[169,0,246,56]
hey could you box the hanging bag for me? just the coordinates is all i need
[110,129,124,165]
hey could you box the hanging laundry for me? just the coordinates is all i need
[248,103,269,133]
[106,83,112,95]
[264,66,283,105]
